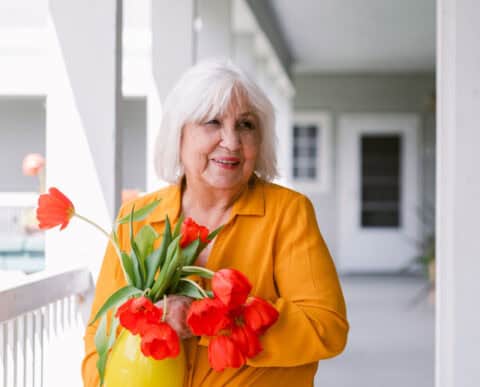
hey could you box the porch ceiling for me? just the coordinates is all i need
[269,0,436,74]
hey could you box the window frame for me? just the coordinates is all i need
[291,111,332,193]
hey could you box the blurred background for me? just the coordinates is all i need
[0,0,437,386]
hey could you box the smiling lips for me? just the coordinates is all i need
[211,157,241,170]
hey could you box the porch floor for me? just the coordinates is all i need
[314,274,434,387]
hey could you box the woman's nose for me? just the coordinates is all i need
[220,126,241,151]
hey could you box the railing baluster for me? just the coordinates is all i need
[12,318,17,387]
[22,315,26,387]
[32,312,37,387]
[26,313,33,387]
[7,321,13,387]
[67,296,72,329]
[2,323,7,387]
[40,308,45,387]
[59,299,64,334]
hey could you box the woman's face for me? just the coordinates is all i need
[180,95,260,193]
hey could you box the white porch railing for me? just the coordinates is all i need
[0,268,93,387]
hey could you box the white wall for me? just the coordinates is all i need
[293,72,436,261]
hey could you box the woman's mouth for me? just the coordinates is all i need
[211,157,241,169]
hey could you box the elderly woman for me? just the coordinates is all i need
[82,60,349,386]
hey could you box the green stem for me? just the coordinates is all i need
[162,294,168,322]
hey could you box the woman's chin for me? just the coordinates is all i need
[203,174,248,191]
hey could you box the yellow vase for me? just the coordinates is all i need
[103,330,186,387]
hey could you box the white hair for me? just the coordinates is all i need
[154,59,278,183]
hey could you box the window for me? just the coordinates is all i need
[360,135,401,227]
[292,113,331,192]
[293,124,317,178]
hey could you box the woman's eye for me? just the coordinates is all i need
[239,120,255,130]
[205,119,220,126]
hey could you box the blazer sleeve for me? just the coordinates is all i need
[81,209,127,387]
[247,195,349,367]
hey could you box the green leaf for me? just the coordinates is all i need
[135,225,159,261]
[94,314,108,354]
[182,238,201,266]
[97,351,108,386]
[117,199,161,225]
[151,239,183,301]
[130,248,144,289]
[207,225,223,241]
[107,315,120,349]
[120,252,135,286]
[112,230,120,248]
[164,215,173,239]
[89,285,142,325]
[168,251,186,293]
[96,314,121,386]
[145,217,172,289]
[176,278,208,299]
[152,234,181,294]
[172,214,185,238]
[180,265,214,279]
[95,315,109,386]
[129,206,145,287]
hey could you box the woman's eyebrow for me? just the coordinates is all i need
[238,112,257,118]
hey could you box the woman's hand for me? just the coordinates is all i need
[158,295,194,339]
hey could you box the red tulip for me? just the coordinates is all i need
[140,322,180,360]
[208,335,246,372]
[36,187,75,230]
[116,297,163,335]
[212,269,252,309]
[230,324,262,358]
[186,297,231,336]
[22,153,45,176]
[180,217,210,248]
[243,297,279,335]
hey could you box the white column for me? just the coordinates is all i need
[196,0,233,61]
[436,1,480,386]
[275,88,293,186]
[46,0,122,276]
[147,0,195,191]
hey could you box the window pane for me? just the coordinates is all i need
[361,135,401,227]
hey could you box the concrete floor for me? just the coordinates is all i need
[315,275,435,387]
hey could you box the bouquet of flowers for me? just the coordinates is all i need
[37,187,279,386]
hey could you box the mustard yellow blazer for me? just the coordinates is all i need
[82,178,349,387]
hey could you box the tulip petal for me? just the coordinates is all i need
[212,269,252,309]
[208,335,246,372]
[36,187,75,231]
[243,297,279,335]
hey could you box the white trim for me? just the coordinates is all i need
[0,267,92,319]
[291,111,332,193]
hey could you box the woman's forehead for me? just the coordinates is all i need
[205,95,256,118]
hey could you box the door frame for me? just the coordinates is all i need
[337,113,421,272]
